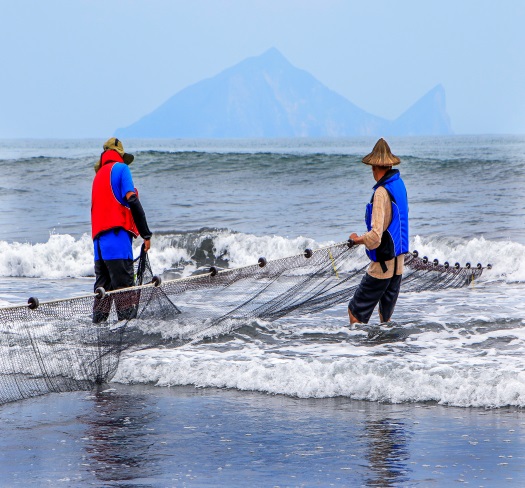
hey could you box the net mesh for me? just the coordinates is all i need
[0,242,485,405]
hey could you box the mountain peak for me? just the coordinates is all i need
[238,47,293,71]
[117,52,452,138]
[391,84,452,136]
[259,47,286,60]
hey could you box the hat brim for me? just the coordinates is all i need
[123,153,134,165]
[362,158,400,167]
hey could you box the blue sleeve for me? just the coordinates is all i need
[110,164,135,205]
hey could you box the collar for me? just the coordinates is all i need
[100,149,124,167]
[373,169,399,190]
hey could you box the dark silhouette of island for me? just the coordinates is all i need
[117,48,452,138]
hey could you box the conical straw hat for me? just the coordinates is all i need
[362,138,400,167]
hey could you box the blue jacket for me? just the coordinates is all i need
[365,169,409,263]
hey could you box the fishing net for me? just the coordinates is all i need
[0,242,487,405]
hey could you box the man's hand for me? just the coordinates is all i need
[143,239,151,252]
[349,233,363,245]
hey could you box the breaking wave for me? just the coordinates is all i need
[0,230,522,282]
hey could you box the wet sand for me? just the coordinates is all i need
[0,384,524,486]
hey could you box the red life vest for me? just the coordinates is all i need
[91,150,139,240]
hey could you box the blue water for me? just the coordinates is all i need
[1,135,524,244]
[1,135,525,486]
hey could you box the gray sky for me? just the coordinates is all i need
[1,0,524,138]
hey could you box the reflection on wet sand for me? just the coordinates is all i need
[362,417,411,487]
[81,386,162,484]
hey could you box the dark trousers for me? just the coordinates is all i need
[348,273,402,324]
[93,259,138,323]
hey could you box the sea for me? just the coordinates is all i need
[0,135,524,486]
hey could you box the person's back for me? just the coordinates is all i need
[91,137,152,323]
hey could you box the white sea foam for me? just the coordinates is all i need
[0,230,327,279]
[410,235,525,282]
[111,249,525,410]
[0,231,521,282]
[142,233,193,275]
[0,233,195,279]
[0,234,94,278]
[212,231,327,267]
[114,339,525,408]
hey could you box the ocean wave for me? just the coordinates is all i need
[114,345,525,408]
[409,235,525,282]
[5,135,522,160]
[0,234,94,279]
[0,231,522,282]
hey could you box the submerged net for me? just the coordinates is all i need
[0,242,487,405]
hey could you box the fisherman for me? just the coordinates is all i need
[91,138,152,323]
[348,138,409,325]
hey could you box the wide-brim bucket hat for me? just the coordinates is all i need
[103,137,134,165]
[362,138,400,167]
[94,137,134,172]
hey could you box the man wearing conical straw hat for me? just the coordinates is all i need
[348,138,409,326]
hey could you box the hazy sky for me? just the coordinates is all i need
[1,0,524,138]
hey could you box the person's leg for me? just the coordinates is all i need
[378,274,402,323]
[106,259,137,321]
[93,260,112,323]
[105,259,134,289]
[348,308,360,325]
[348,273,390,326]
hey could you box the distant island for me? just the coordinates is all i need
[117,48,452,138]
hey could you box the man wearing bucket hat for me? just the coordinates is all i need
[348,138,409,326]
[91,137,152,323]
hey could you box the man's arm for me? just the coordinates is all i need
[349,188,389,249]
[126,191,152,251]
